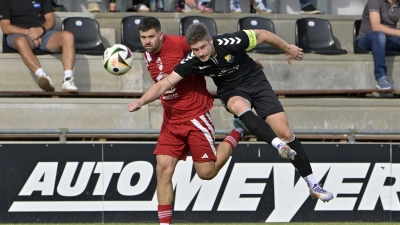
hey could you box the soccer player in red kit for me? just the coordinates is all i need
[128,17,243,225]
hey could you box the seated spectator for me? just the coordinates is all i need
[0,0,78,92]
[356,0,399,90]
[175,0,213,13]
[230,0,320,14]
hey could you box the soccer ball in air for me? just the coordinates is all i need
[103,44,133,76]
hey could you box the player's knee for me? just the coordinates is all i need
[229,101,250,116]
[197,171,215,180]
[278,130,295,142]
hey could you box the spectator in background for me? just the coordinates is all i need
[0,0,78,92]
[88,0,101,12]
[356,0,399,90]
[230,0,320,14]
[176,0,213,13]
[52,0,66,11]
[130,0,150,12]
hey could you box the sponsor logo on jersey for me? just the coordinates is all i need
[224,54,234,63]
[199,65,211,70]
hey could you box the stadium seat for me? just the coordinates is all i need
[237,17,282,54]
[61,17,105,55]
[2,34,51,54]
[121,16,146,53]
[179,16,217,36]
[295,18,347,55]
[353,19,400,56]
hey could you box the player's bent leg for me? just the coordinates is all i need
[265,112,297,159]
[193,129,243,180]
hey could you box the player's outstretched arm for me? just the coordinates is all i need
[128,72,183,112]
[252,29,304,64]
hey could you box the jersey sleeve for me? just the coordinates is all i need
[173,52,195,78]
[0,0,11,20]
[214,30,257,53]
[43,0,55,15]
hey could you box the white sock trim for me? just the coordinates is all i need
[285,135,296,144]
[237,108,252,117]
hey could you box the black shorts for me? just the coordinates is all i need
[218,80,284,120]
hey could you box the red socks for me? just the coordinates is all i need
[158,204,172,224]
[223,129,242,149]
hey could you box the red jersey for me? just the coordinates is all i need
[143,35,213,123]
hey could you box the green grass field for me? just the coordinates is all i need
[1,223,400,225]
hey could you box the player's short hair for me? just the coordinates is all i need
[185,23,210,46]
[138,16,161,32]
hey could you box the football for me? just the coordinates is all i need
[103,44,134,76]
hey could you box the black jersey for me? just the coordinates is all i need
[174,30,268,93]
[0,0,53,29]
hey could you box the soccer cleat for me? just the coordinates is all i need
[37,74,55,92]
[233,118,251,136]
[310,184,334,202]
[277,142,297,160]
[62,77,78,92]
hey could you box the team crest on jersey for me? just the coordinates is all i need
[225,54,234,63]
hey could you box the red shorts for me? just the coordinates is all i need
[154,111,217,162]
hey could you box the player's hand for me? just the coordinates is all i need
[26,27,43,40]
[128,101,143,112]
[252,58,264,69]
[185,0,196,7]
[285,44,304,65]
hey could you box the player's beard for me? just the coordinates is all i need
[145,41,161,53]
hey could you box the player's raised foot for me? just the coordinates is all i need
[233,118,251,136]
[277,142,297,160]
[309,184,334,202]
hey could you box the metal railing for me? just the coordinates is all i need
[1,128,400,143]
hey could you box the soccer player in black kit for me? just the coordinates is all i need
[128,23,333,202]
